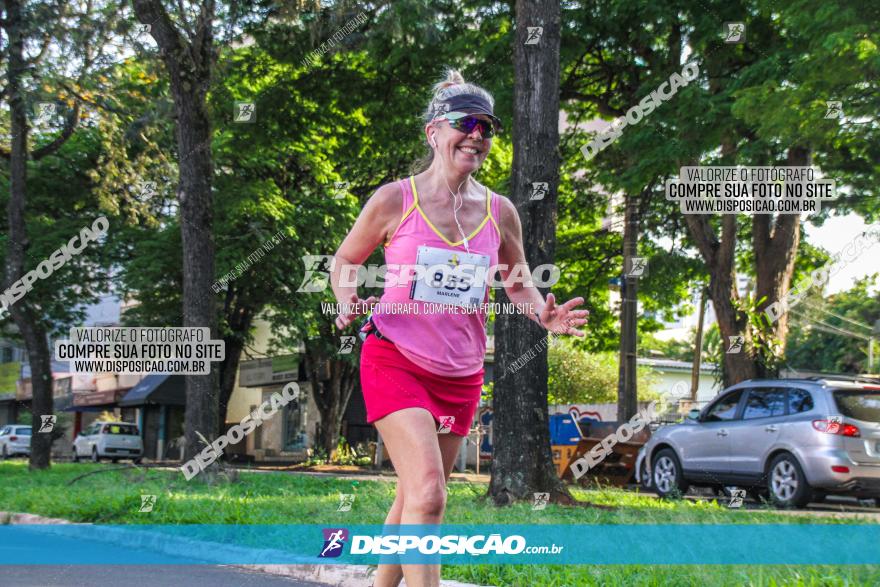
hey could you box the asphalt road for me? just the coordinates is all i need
[1,529,333,587]
[1,566,331,587]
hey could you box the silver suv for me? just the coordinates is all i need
[637,378,880,507]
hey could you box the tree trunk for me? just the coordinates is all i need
[132,0,218,462]
[690,287,707,400]
[2,0,54,470]
[681,141,757,387]
[616,193,639,421]
[489,0,569,507]
[218,334,245,432]
[217,302,254,432]
[306,316,358,456]
[752,146,808,374]
[176,88,218,462]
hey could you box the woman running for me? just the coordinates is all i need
[331,68,588,587]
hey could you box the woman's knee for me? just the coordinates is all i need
[404,470,447,516]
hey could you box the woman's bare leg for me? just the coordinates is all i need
[370,408,461,587]
[373,430,465,586]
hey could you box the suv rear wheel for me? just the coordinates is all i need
[652,448,689,498]
[768,453,813,508]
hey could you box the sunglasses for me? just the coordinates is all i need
[436,111,499,138]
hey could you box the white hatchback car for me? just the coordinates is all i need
[73,421,143,463]
[0,425,32,458]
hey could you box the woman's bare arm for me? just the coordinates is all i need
[496,196,588,336]
[330,182,402,329]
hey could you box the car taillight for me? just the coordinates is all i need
[812,419,861,437]
[9,436,17,441]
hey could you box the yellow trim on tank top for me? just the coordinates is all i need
[408,175,494,248]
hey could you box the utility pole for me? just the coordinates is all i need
[690,288,708,400]
[617,194,640,422]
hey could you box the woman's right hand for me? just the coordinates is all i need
[335,292,379,330]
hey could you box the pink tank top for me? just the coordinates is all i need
[371,176,502,377]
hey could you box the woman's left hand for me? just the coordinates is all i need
[538,293,589,336]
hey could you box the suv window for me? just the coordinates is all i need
[788,388,814,414]
[0,426,9,436]
[14,427,31,436]
[833,390,880,423]
[743,388,787,420]
[704,390,744,422]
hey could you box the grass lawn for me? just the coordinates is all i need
[1,461,878,586]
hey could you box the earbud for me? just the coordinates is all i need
[431,133,437,147]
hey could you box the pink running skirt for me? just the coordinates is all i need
[359,334,484,437]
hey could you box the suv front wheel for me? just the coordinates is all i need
[652,448,690,498]
[768,453,813,508]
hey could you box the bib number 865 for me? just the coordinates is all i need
[429,266,473,291]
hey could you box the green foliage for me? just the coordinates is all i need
[639,332,699,363]
[330,436,371,466]
[547,339,658,405]
[1,462,879,586]
[786,275,880,373]
[740,293,785,378]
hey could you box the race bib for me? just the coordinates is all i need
[409,246,490,308]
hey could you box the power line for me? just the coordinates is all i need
[800,301,872,332]
[792,310,870,341]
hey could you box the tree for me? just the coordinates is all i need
[131,0,220,462]
[489,0,572,507]
[786,276,880,374]
[1,0,114,469]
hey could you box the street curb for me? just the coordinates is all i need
[1,511,493,587]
